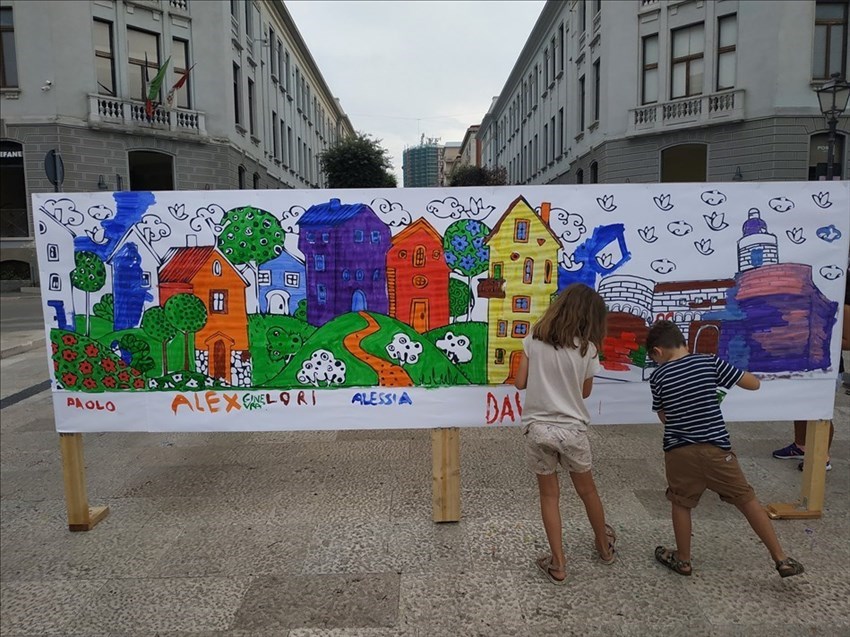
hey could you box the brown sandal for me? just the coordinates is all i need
[598,523,617,565]
[655,546,692,576]
[536,555,567,585]
[776,557,804,578]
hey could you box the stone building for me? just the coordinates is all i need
[0,0,355,285]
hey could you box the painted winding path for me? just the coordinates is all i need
[343,312,413,387]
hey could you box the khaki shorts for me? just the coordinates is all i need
[525,423,592,475]
[664,444,755,508]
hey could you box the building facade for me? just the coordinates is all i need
[402,140,441,187]
[0,0,355,285]
[478,0,850,186]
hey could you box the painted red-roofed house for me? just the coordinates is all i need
[387,218,450,332]
[158,241,251,385]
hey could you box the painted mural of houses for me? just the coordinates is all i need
[257,248,306,315]
[387,218,450,333]
[158,242,251,386]
[106,226,162,331]
[483,198,559,383]
[37,211,76,330]
[297,198,391,327]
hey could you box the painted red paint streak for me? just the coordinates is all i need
[601,331,638,371]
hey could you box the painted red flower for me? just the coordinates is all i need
[62,372,78,386]
[101,359,116,372]
[62,350,78,362]
[102,376,116,388]
[133,378,145,389]
[79,361,93,375]
[53,361,59,371]
[119,383,130,389]
[118,371,130,382]
[62,334,78,346]
[131,368,141,376]
[84,344,100,357]
[82,378,98,389]
[117,360,127,368]
[51,343,59,354]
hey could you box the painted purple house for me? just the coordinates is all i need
[297,199,391,326]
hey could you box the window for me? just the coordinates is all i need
[493,262,503,279]
[172,38,191,108]
[47,244,59,261]
[233,63,242,126]
[322,232,330,243]
[230,0,238,20]
[212,260,222,276]
[287,127,294,167]
[523,258,534,284]
[809,132,846,180]
[245,0,253,38]
[128,27,160,101]
[269,27,277,77]
[314,254,325,271]
[210,290,228,313]
[513,296,530,312]
[544,48,550,87]
[141,272,151,288]
[579,0,586,32]
[558,23,565,74]
[284,272,300,287]
[238,165,246,189]
[413,246,426,267]
[544,260,553,284]
[258,270,271,285]
[252,172,260,189]
[716,15,737,91]
[128,151,173,191]
[593,59,601,122]
[272,110,279,158]
[497,321,508,337]
[558,108,565,156]
[544,124,549,164]
[354,229,364,243]
[661,144,707,182]
[813,1,847,79]
[371,230,381,244]
[247,78,256,135]
[317,284,327,304]
[590,161,599,183]
[550,116,556,162]
[284,51,291,93]
[1,7,18,88]
[495,348,506,364]
[514,219,529,242]
[642,34,659,104]
[49,274,61,291]
[671,23,705,98]
[578,75,586,131]
[94,20,115,96]
[280,119,287,166]
[355,269,364,281]
[576,168,584,184]
[512,320,530,337]
[342,268,351,281]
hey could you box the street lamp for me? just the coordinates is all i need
[815,73,850,180]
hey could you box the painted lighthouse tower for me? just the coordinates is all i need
[737,208,778,272]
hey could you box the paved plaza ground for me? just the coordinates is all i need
[1,292,849,636]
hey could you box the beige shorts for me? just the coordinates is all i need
[525,423,592,475]
[664,444,756,508]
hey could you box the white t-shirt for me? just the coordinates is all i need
[521,335,601,432]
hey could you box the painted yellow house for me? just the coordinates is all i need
[483,197,559,384]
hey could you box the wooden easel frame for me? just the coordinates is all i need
[59,433,109,531]
[766,419,831,520]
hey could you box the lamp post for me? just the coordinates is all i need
[815,73,850,180]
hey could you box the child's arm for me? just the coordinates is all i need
[514,353,528,390]
[582,378,593,399]
[736,371,760,391]
[656,409,667,424]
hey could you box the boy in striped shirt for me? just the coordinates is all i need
[646,320,804,578]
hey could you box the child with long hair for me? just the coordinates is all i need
[514,283,616,585]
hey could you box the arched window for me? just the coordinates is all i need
[0,260,30,280]
[523,258,534,284]
[576,168,584,184]
[661,144,706,182]
[212,259,222,276]
[809,132,846,180]
[590,161,599,183]
[413,245,426,268]
[238,165,246,189]
[544,260,553,284]
[128,150,174,190]
[0,140,27,238]
[253,172,260,189]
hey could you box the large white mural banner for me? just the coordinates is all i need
[33,182,849,432]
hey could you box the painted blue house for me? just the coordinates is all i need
[257,249,306,315]
[105,226,161,330]
[297,198,390,326]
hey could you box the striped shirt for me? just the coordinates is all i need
[650,354,744,451]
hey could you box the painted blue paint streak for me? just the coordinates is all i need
[558,223,631,292]
[47,300,71,330]
[74,191,155,259]
[112,242,152,330]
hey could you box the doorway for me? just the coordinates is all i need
[661,144,707,182]
[352,289,367,312]
[411,299,429,333]
[266,290,290,315]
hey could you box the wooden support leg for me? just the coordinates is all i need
[766,419,830,520]
[432,428,460,523]
[59,433,109,532]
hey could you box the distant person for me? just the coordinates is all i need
[772,271,849,471]
[646,320,804,579]
[513,284,616,585]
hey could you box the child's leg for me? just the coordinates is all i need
[536,472,566,578]
[671,502,693,562]
[736,498,787,563]
[569,470,613,560]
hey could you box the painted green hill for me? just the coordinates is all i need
[424,321,488,384]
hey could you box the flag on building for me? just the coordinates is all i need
[145,57,171,118]
[166,64,195,109]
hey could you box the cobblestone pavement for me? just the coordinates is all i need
[1,331,848,636]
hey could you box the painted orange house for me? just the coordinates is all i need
[158,245,251,385]
[387,218,451,332]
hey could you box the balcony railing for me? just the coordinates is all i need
[627,89,745,136]
[89,95,207,137]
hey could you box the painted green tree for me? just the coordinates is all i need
[443,220,490,321]
[448,278,472,321]
[266,326,304,364]
[92,293,114,325]
[217,206,285,298]
[118,333,155,375]
[70,251,106,336]
[142,306,178,375]
[164,294,207,371]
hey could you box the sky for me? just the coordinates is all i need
[285,0,546,184]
